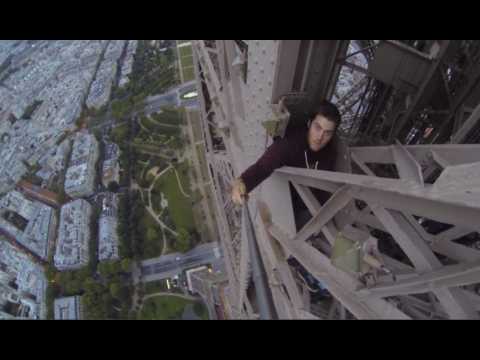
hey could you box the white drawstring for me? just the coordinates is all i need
[304,150,319,170]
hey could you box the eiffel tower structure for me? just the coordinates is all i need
[192,40,480,319]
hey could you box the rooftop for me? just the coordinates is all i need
[54,199,92,270]
[54,296,82,320]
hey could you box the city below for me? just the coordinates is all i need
[0,40,228,320]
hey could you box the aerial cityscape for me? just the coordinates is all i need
[0,40,225,320]
[2,40,480,320]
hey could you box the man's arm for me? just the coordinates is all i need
[240,137,290,194]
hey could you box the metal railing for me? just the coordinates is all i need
[264,142,480,319]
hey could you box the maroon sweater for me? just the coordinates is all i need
[240,128,337,210]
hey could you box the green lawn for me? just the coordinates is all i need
[177,40,191,45]
[143,280,168,294]
[182,67,195,82]
[139,295,208,320]
[146,171,155,184]
[179,45,193,58]
[134,162,145,183]
[137,153,151,163]
[138,209,163,259]
[111,123,129,144]
[193,204,211,244]
[181,55,194,68]
[151,191,163,215]
[205,187,218,240]
[151,107,185,126]
[190,111,203,142]
[196,143,210,182]
[142,189,149,203]
[150,133,169,143]
[132,143,170,155]
[193,301,209,320]
[154,165,194,232]
[141,116,181,137]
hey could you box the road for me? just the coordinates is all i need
[144,81,198,114]
[92,82,198,132]
[139,242,222,282]
[183,110,217,243]
[145,81,196,105]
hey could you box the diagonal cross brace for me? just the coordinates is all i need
[293,185,353,242]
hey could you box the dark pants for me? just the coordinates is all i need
[295,208,313,232]
[292,208,328,291]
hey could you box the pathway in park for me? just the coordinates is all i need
[183,110,217,241]
[138,291,198,315]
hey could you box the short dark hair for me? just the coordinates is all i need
[309,100,342,128]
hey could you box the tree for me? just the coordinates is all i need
[128,310,137,320]
[64,277,82,295]
[76,267,91,282]
[93,129,102,140]
[110,260,122,274]
[57,190,68,205]
[175,228,191,253]
[102,292,114,316]
[107,181,120,193]
[98,261,112,278]
[109,282,121,299]
[146,227,158,243]
[98,260,122,278]
[46,283,60,320]
[118,285,132,305]
[45,263,57,282]
[82,280,108,319]
[111,124,129,144]
[121,258,132,273]
[57,271,72,289]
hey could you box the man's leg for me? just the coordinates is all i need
[294,208,312,232]
[292,208,330,297]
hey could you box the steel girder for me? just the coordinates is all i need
[193,40,480,319]
[272,141,480,319]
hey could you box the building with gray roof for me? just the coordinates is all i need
[98,192,119,261]
[64,132,99,198]
[0,237,46,319]
[54,296,83,320]
[54,199,92,271]
[0,190,56,260]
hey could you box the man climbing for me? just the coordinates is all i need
[231,99,342,230]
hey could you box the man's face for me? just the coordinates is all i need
[307,115,336,152]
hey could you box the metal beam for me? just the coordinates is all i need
[291,183,323,217]
[434,226,473,243]
[392,141,424,185]
[290,183,341,245]
[293,185,353,242]
[357,260,480,300]
[276,167,480,231]
[380,252,480,312]
[390,41,453,142]
[268,224,410,319]
[431,150,451,168]
[433,161,480,194]
[350,144,480,166]
[351,152,375,176]
[255,200,311,319]
[271,41,301,103]
[431,59,480,144]
[367,207,478,319]
[243,206,277,320]
[431,240,480,263]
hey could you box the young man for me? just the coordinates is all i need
[231,100,341,229]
